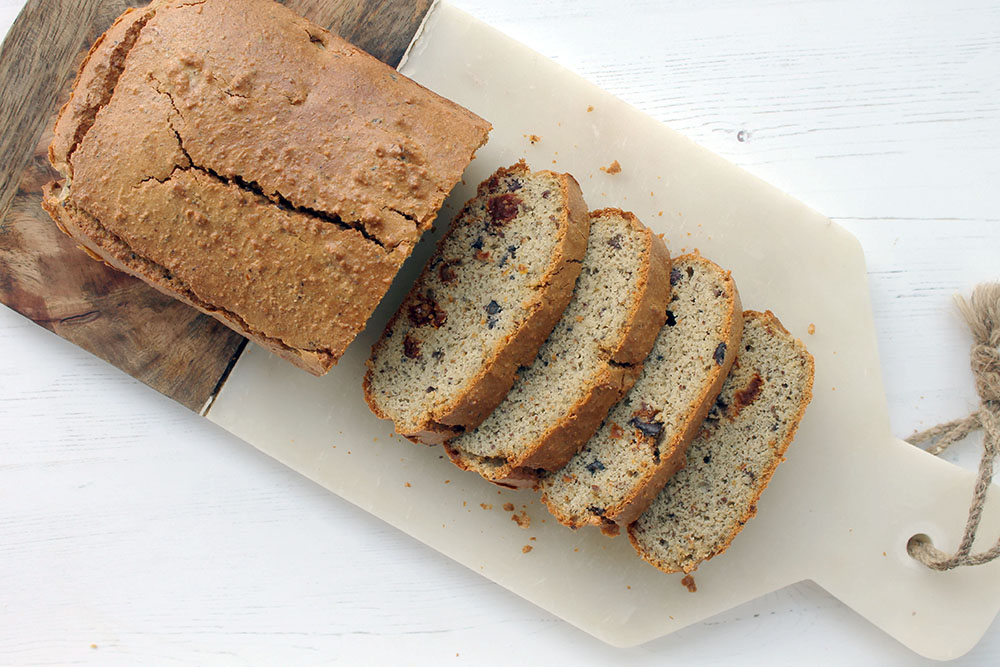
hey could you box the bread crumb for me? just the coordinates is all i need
[626,585,631,590]
[587,105,594,112]
[512,511,531,528]
[503,502,515,512]
[444,479,450,484]
[480,503,492,510]
[527,134,542,144]
[600,160,622,174]
[90,644,98,649]
[462,501,467,507]
[404,482,411,488]
[681,575,697,593]
[522,545,533,553]
[574,548,579,552]
[808,323,816,335]
[530,536,536,541]
[658,211,663,217]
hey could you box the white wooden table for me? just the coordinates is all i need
[2,1,998,664]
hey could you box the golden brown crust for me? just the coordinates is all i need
[626,310,815,573]
[43,0,491,376]
[601,259,743,529]
[454,210,672,483]
[364,162,591,443]
[42,183,335,374]
[49,5,157,177]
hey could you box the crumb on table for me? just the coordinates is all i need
[681,574,697,593]
[808,323,816,335]
[503,502,515,512]
[600,160,622,174]
[522,545,533,553]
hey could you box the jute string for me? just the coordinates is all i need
[905,283,1000,571]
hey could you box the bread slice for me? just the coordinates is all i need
[628,310,815,574]
[539,254,743,534]
[42,0,490,375]
[443,209,672,486]
[364,161,590,444]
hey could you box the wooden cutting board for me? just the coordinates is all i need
[0,0,428,411]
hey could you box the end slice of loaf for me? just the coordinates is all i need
[628,310,815,574]
[364,161,590,444]
[540,254,743,534]
[444,209,672,486]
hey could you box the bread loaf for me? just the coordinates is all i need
[42,0,490,375]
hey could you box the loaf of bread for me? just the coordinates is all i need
[540,254,742,534]
[41,0,490,375]
[444,209,671,487]
[364,161,590,444]
[629,310,814,573]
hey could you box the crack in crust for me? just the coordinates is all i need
[148,79,393,250]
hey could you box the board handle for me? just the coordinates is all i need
[805,434,1000,660]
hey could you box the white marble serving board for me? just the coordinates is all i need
[206,3,1000,658]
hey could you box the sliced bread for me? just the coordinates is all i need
[539,254,743,534]
[364,161,590,444]
[444,209,672,486]
[628,310,815,574]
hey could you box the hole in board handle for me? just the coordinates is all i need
[907,533,933,560]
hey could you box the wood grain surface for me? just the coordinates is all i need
[0,0,428,412]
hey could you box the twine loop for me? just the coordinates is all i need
[906,283,1000,571]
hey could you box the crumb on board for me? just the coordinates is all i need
[681,575,697,593]
[444,479,450,484]
[404,482,411,488]
[658,211,663,217]
[503,502,515,512]
[808,323,816,335]
[530,536,536,541]
[524,133,541,144]
[587,105,594,112]
[90,644,98,650]
[512,511,530,528]
[600,160,622,174]
[480,503,492,510]
[522,545,533,553]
